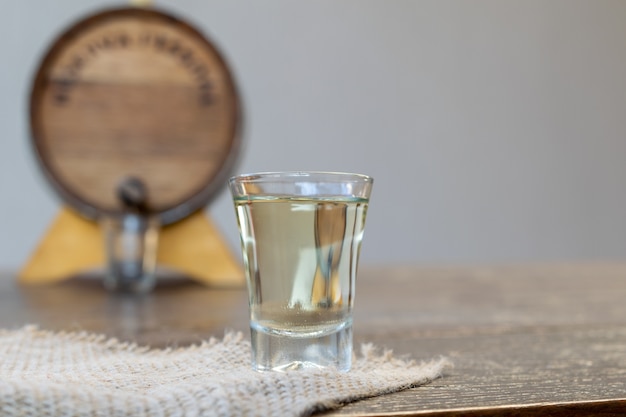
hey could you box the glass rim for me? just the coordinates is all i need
[229,171,373,184]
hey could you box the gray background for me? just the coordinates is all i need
[2,0,626,269]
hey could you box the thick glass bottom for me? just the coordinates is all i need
[250,321,352,372]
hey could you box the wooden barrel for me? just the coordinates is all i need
[30,7,242,224]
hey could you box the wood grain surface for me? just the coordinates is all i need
[30,8,241,223]
[1,263,625,416]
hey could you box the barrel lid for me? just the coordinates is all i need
[30,7,242,224]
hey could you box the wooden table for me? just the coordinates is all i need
[1,264,625,416]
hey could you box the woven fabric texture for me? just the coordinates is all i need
[0,326,449,417]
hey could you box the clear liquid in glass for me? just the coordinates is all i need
[235,196,368,371]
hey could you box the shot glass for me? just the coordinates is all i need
[229,171,373,372]
[101,213,160,294]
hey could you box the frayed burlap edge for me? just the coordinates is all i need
[0,325,451,417]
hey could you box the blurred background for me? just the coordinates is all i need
[1,0,626,269]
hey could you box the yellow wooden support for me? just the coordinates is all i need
[19,207,244,288]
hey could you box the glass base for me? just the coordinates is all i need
[103,272,156,294]
[250,323,352,372]
[103,260,156,294]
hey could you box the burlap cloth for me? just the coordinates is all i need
[0,326,449,416]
